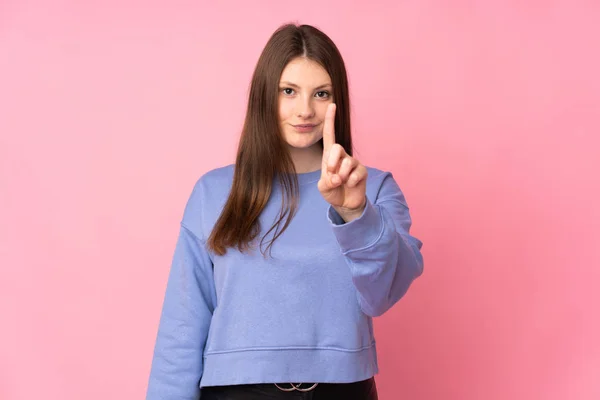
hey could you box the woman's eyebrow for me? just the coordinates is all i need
[279,81,333,90]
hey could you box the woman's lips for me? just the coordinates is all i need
[292,124,317,133]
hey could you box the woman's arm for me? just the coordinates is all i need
[328,172,424,317]
[146,224,216,400]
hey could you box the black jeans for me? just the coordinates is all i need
[201,377,378,400]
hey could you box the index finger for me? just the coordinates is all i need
[322,103,336,152]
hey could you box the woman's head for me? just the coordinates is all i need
[246,23,352,160]
[208,23,352,257]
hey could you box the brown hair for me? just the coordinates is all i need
[207,23,353,257]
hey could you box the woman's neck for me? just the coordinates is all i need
[288,143,323,173]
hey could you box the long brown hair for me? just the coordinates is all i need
[207,23,353,257]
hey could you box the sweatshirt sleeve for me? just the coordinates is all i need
[327,172,424,317]
[146,223,216,400]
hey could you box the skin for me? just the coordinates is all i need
[278,57,368,223]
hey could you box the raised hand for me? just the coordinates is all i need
[317,103,368,222]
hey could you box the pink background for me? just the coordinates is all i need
[1,1,599,399]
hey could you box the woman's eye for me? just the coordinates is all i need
[282,88,294,95]
[316,91,330,98]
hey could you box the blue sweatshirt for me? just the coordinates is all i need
[146,164,423,399]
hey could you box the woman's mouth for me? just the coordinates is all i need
[292,124,317,133]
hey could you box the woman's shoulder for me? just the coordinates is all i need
[180,164,235,238]
[364,165,397,188]
[187,164,236,201]
[197,164,236,185]
[363,165,410,206]
[365,165,389,179]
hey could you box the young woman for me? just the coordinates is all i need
[146,23,424,400]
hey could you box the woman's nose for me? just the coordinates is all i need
[296,99,315,119]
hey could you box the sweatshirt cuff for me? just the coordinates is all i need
[327,198,383,252]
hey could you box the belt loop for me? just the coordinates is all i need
[274,383,319,392]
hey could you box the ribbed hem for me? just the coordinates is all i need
[199,345,378,387]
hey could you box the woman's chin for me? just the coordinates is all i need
[284,135,322,150]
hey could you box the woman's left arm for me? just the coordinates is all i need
[327,172,424,317]
[318,103,423,317]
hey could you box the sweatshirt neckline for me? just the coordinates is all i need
[273,169,321,186]
[295,169,321,185]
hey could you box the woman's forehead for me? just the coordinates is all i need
[280,58,331,87]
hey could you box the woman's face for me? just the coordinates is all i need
[278,57,333,152]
